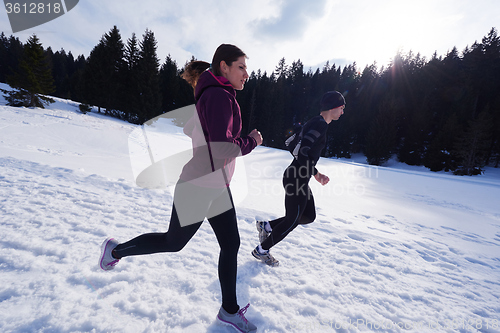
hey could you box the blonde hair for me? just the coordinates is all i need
[181,61,210,88]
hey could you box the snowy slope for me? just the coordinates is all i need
[1,84,499,333]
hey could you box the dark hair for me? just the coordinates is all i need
[181,44,247,88]
[211,44,247,77]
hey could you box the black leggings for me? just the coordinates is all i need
[113,184,240,314]
[261,164,316,251]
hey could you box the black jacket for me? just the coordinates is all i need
[292,115,328,178]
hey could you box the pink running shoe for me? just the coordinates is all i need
[217,303,257,333]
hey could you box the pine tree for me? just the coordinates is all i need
[247,71,273,146]
[159,54,181,112]
[122,33,141,121]
[69,54,86,103]
[0,33,8,82]
[103,26,125,113]
[364,99,398,165]
[2,34,55,108]
[244,72,258,134]
[489,111,500,167]
[51,48,70,99]
[354,64,383,153]
[0,34,24,83]
[83,41,106,111]
[424,113,461,172]
[83,26,124,112]
[136,29,161,123]
[327,64,359,158]
[274,57,289,79]
[288,59,309,126]
[268,58,288,147]
[453,111,493,175]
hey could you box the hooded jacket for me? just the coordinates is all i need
[180,70,257,187]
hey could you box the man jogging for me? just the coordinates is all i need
[252,91,345,266]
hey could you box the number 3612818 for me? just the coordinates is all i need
[5,2,62,14]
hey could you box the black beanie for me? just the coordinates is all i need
[320,91,345,111]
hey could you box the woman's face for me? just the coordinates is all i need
[221,56,249,90]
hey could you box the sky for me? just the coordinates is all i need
[1,0,499,74]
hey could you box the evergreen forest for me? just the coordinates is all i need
[1,26,499,175]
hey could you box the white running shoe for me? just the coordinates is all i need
[256,221,271,243]
[252,246,279,267]
[217,303,257,333]
[99,238,120,271]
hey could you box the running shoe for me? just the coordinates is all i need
[252,246,279,267]
[217,303,257,333]
[99,238,120,271]
[256,221,271,243]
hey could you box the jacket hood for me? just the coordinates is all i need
[195,70,235,102]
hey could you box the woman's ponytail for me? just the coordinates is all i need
[181,61,211,88]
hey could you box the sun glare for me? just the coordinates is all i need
[356,1,433,66]
[303,0,456,70]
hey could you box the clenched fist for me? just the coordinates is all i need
[249,129,263,146]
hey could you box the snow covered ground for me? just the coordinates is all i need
[1,83,499,332]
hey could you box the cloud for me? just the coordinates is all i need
[251,0,328,41]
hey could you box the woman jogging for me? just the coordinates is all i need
[99,44,261,333]
[252,91,345,267]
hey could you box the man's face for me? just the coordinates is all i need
[331,105,345,120]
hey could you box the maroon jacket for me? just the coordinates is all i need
[180,70,257,187]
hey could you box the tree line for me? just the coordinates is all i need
[1,26,499,175]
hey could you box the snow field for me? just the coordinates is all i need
[1,85,499,332]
